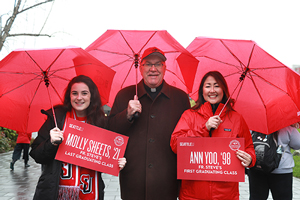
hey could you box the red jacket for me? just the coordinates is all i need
[170,102,256,200]
[16,132,32,144]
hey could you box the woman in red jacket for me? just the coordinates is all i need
[170,71,256,200]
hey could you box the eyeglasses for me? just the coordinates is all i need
[142,62,164,69]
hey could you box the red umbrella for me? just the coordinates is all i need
[85,29,198,107]
[0,46,115,133]
[187,37,300,134]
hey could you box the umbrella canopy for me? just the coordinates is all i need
[187,37,300,134]
[85,29,198,107]
[0,46,115,133]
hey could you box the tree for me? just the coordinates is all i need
[0,0,54,52]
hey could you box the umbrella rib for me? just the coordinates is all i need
[246,43,256,69]
[198,55,242,71]
[46,63,92,78]
[138,31,158,55]
[92,49,132,57]
[246,65,287,71]
[244,44,288,71]
[165,69,188,87]
[249,70,296,99]
[25,50,43,70]
[245,72,269,133]
[246,72,265,104]
[24,49,66,75]
[0,75,42,97]
[0,71,41,75]
[119,30,137,55]
[47,49,66,72]
[118,30,159,56]
[120,62,135,89]
[220,40,248,70]
[110,58,134,69]
[91,49,134,68]
[25,79,45,132]
[28,79,47,108]
[48,79,64,104]
[223,71,243,79]
[232,78,247,103]
[241,70,299,134]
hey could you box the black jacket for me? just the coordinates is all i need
[108,81,190,200]
[30,106,104,200]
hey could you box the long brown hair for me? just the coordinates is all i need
[63,75,107,128]
[192,71,234,112]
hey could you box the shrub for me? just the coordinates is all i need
[0,127,18,141]
[0,127,17,151]
[0,132,12,153]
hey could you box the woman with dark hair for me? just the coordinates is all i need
[63,75,106,128]
[170,71,256,200]
[30,75,126,200]
[193,71,234,112]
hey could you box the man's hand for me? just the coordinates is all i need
[127,95,142,120]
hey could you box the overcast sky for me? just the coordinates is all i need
[1,0,300,68]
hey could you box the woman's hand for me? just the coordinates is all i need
[291,122,300,129]
[118,157,127,170]
[206,115,222,130]
[50,127,64,146]
[236,150,252,167]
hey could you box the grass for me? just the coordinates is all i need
[293,129,300,178]
[293,149,300,178]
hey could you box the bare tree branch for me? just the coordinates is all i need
[0,0,54,52]
[8,33,51,37]
[18,0,54,15]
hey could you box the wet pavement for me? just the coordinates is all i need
[1,150,300,200]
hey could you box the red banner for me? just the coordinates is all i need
[55,118,128,176]
[177,137,245,182]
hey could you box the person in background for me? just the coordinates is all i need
[30,75,126,200]
[108,47,190,200]
[248,122,300,200]
[10,131,32,170]
[170,71,256,200]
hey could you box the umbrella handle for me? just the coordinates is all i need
[46,84,58,128]
[128,112,139,121]
[134,54,139,119]
[133,112,139,118]
[53,138,62,145]
[48,96,62,145]
[43,71,59,128]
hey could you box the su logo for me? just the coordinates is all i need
[80,174,93,194]
[61,163,72,179]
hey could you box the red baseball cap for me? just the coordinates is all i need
[141,47,167,62]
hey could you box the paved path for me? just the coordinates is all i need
[1,151,300,200]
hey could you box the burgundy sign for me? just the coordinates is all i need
[177,137,245,182]
[55,118,128,176]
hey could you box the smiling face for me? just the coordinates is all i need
[202,76,224,105]
[140,55,166,88]
[70,82,91,117]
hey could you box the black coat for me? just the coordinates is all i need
[30,106,104,200]
[108,80,190,200]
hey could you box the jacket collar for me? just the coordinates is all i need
[137,80,171,99]
[198,102,226,118]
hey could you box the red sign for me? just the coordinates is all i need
[55,118,128,176]
[177,137,245,182]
